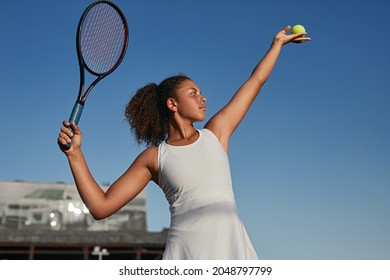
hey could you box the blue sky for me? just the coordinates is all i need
[1,0,389,260]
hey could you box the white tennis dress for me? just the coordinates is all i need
[158,128,258,260]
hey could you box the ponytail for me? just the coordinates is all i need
[125,74,190,147]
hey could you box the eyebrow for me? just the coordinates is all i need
[188,87,201,93]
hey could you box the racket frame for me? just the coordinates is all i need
[66,1,129,146]
[75,0,129,105]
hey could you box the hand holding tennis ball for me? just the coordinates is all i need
[291,24,306,36]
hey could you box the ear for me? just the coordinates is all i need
[166,98,177,112]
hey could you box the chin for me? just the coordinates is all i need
[193,117,206,123]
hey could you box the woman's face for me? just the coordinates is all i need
[170,79,207,123]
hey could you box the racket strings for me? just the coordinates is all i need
[80,3,126,75]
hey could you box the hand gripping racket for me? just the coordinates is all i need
[66,0,129,148]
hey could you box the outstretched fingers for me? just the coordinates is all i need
[274,26,311,45]
[291,33,311,44]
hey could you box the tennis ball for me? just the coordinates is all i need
[291,24,306,35]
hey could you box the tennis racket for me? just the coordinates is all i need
[65,0,129,148]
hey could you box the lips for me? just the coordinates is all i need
[200,106,206,111]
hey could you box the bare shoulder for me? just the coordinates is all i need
[139,146,158,159]
[205,114,223,139]
[205,115,229,153]
[136,146,159,183]
[135,146,158,168]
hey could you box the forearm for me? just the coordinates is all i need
[206,26,309,144]
[206,40,284,141]
[250,40,283,86]
[66,148,106,219]
[224,41,283,119]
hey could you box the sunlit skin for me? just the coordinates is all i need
[165,80,207,146]
[58,26,310,220]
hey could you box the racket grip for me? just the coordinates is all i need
[65,102,84,149]
[68,102,84,130]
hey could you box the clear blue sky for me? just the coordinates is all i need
[1,0,389,260]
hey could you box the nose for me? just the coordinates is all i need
[201,95,206,103]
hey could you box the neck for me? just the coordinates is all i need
[166,121,198,146]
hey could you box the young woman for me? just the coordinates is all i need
[58,26,310,259]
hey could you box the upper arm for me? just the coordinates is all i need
[205,78,262,151]
[205,39,283,148]
[97,147,158,218]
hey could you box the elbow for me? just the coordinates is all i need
[90,214,105,221]
[88,212,103,221]
[88,208,109,220]
[253,76,267,87]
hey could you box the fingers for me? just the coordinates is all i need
[291,33,311,44]
[275,27,305,45]
[62,121,74,137]
[282,25,291,33]
[58,121,81,151]
[274,25,312,46]
[282,31,311,44]
[58,128,72,145]
[67,121,81,135]
[69,122,81,137]
[58,125,72,148]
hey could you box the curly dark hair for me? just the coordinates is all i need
[125,74,191,147]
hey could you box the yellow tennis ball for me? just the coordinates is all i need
[291,24,306,35]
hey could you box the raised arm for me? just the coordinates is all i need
[58,121,157,220]
[206,26,310,151]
